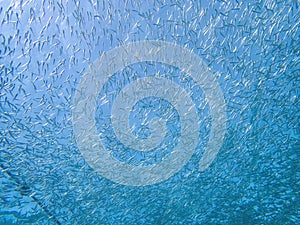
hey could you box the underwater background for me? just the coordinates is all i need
[0,0,299,224]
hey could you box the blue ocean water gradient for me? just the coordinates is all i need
[0,0,299,224]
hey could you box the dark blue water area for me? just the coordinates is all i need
[0,0,299,224]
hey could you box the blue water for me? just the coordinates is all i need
[0,0,299,224]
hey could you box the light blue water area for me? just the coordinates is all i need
[0,0,299,224]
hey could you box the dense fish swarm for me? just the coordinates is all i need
[0,0,299,224]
